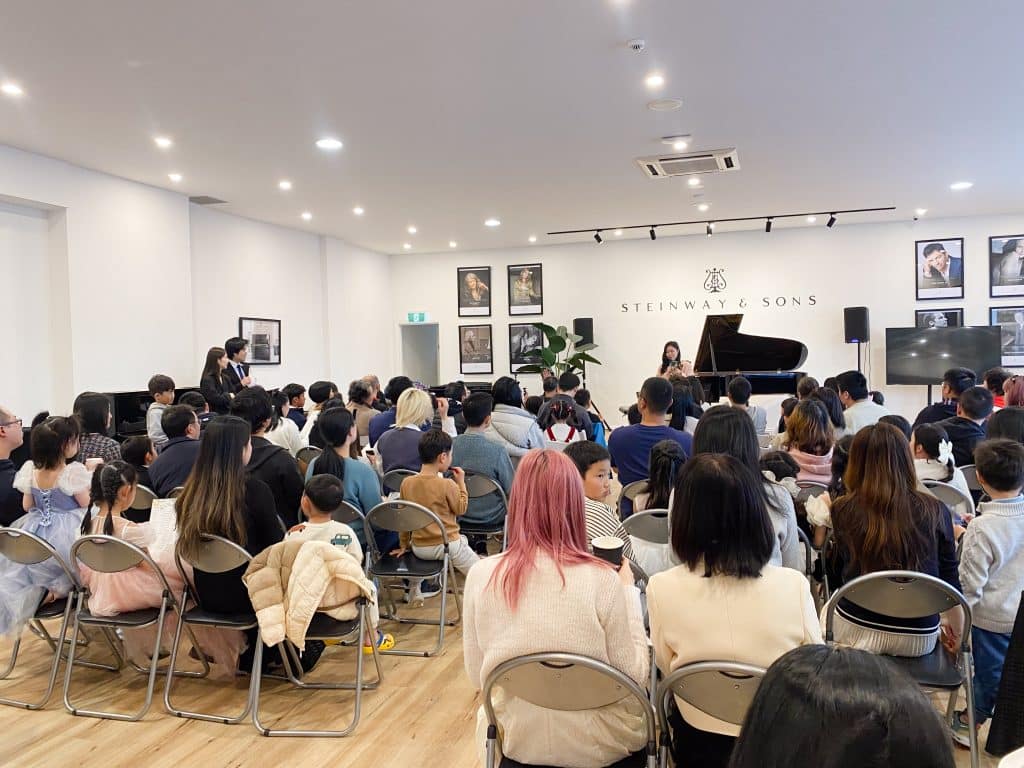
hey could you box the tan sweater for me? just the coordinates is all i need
[647,563,822,736]
[463,553,649,767]
[398,473,469,548]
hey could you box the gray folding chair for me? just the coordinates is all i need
[618,480,650,520]
[381,468,416,496]
[795,480,829,503]
[365,500,461,657]
[482,652,658,768]
[757,433,773,448]
[458,472,509,551]
[331,501,371,572]
[960,464,982,493]
[656,660,767,767]
[296,446,322,473]
[922,478,975,519]
[823,570,979,768]
[167,486,185,499]
[125,484,157,524]
[621,509,669,545]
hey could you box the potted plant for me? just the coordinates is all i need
[515,322,601,375]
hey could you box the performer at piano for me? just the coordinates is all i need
[657,340,694,378]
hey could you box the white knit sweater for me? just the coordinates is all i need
[959,497,1024,634]
[463,552,649,768]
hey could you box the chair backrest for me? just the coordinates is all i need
[367,500,447,540]
[178,533,253,574]
[621,509,670,545]
[620,480,650,503]
[757,433,772,448]
[381,468,416,495]
[795,527,814,575]
[331,500,366,526]
[167,486,185,499]
[0,528,76,584]
[921,479,975,517]
[657,661,766,730]
[72,535,149,574]
[131,485,158,511]
[296,446,322,464]
[960,464,982,493]
[795,482,829,507]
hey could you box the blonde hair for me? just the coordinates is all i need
[394,388,434,429]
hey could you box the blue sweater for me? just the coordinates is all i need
[305,455,383,546]
[368,408,397,446]
[451,431,514,525]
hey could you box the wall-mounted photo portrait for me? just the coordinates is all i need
[457,266,491,317]
[509,323,543,372]
[507,263,543,315]
[990,235,1024,298]
[914,309,963,329]
[990,306,1024,367]
[459,324,493,374]
[915,238,964,301]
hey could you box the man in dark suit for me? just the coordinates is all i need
[149,405,202,497]
[223,336,252,395]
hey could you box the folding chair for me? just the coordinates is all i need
[64,535,200,721]
[757,433,772,448]
[922,478,976,519]
[332,501,371,571]
[618,480,650,520]
[0,528,119,710]
[296,446,322,474]
[999,746,1024,767]
[482,652,658,768]
[458,472,509,552]
[621,509,669,546]
[656,660,766,768]
[365,500,460,657]
[168,486,185,499]
[960,464,982,493]
[125,485,157,524]
[381,468,416,496]
[824,570,979,768]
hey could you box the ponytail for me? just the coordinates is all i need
[80,460,138,536]
[647,439,686,509]
[912,423,955,482]
[311,407,354,485]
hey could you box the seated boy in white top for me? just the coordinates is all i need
[286,474,393,652]
[146,374,176,452]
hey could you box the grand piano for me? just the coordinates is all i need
[693,314,808,402]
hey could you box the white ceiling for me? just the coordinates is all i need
[1,0,1022,253]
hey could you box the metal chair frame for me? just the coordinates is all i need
[331,501,372,572]
[167,486,185,499]
[921,478,976,519]
[621,509,670,546]
[458,472,509,551]
[959,464,982,493]
[296,446,322,465]
[618,479,650,520]
[380,468,416,496]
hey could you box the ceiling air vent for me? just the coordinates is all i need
[188,195,227,205]
[636,148,740,179]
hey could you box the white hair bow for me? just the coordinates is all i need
[937,439,954,465]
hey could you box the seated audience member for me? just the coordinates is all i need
[178,391,214,431]
[759,449,800,488]
[609,377,692,486]
[626,404,642,425]
[574,389,608,446]
[281,383,307,431]
[987,406,1024,443]
[1005,374,1024,408]
[937,385,994,466]
[307,407,390,553]
[395,430,477,601]
[828,423,963,656]
[803,435,854,543]
[911,423,971,504]
[667,381,701,436]
[444,381,469,435]
[451,393,514,542]
[913,367,977,429]
[485,377,545,459]
[463,450,648,768]
[120,435,156,491]
[222,336,252,394]
[148,405,201,497]
[73,391,121,463]
[649,454,821,767]
[541,376,558,400]
[835,370,889,432]
[951,439,1024,747]
[783,400,834,483]
[368,376,413,446]
[300,380,339,442]
[879,413,912,439]
[0,404,26,526]
[543,399,584,448]
[308,395,345,449]
[199,346,233,415]
[377,388,440,473]
[686,376,709,411]
[810,387,849,438]
[536,373,595,440]
[693,407,802,571]
[363,374,387,412]
[523,395,543,417]
[729,645,956,768]
[633,439,686,512]
[984,367,1011,410]
[231,388,304,527]
[869,390,885,406]
[264,390,306,456]
[726,376,767,434]
[563,441,633,561]
[796,376,819,400]
[146,374,176,451]
[770,396,799,448]
[346,379,378,452]
[822,376,840,393]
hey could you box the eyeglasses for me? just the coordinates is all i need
[0,418,22,428]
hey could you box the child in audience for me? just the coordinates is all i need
[1,417,91,636]
[300,380,340,441]
[146,374,176,451]
[286,474,394,653]
[543,398,583,447]
[634,439,686,512]
[563,441,634,561]
[950,439,1024,747]
[760,450,801,495]
[394,430,477,602]
[804,434,853,545]
[911,422,972,519]
[120,435,157,491]
[265,390,307,456]
[178,391,214,431]
[573,389,607,446]
[281,383,307,431]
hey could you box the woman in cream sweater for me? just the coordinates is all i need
[463,449,649,768]
[648,453,822,767]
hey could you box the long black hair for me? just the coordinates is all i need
[912,422,955,482]
[659,340,682,375]
[311,407,355,485]
[646,439,686,509]
[309,397,346,449]
[72,392,111,435]
[81,460,138,535]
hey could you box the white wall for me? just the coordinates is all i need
[389,214,1024,423]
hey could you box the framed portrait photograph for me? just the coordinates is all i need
[990,306,1024,367]
[507,263,543,315]
[915,238,964,301]
[989,235,1024,298]
[509,323,543,372]
[457,266,491,317]
[915,309,963,329]
[238,317,281,365]
[459,324,493,374]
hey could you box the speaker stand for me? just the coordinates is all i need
[856,341,862,373]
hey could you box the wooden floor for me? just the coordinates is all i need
[0,602,1000,768]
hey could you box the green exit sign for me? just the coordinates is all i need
[406,312,428,323]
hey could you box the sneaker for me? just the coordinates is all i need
[950,710,979,748]
[406,579,442,603]
[299,640,326,673]
[363,630,395,654]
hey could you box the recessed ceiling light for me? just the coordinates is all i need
[407,225,417,234]
[449,240,458,248]
[1,82,24,97]
[403,243,412,250]
[806,215,817,223]
[167,173,182,183]
[662,134,692,151]
[278,180,292,191]
[528,235,537,243]
[352,206,364,216]
[153,136,173,149]
[687,177,701,187]
[949,181,973,191]
[915,208,928,216]
[484,218,501,227]
[301,211,313,221]
[673,140,689,151]
[647,98,683,112]
[315,137,343,151]
[645,73,665,90]
[614,229,623,236]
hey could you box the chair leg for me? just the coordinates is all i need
[0,598,74,710]
[380,561,461,657]
[961,651,980,768]
[163,608,245,724]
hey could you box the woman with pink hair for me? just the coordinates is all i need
[462,449,649,767]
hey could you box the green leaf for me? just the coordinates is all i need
[570,352,602,366]
[556,325,568,338]
[540,348,557,366]
[574,342,597,353]
[570,334,584,344]
[535,323,559,343]
[515,364,544,374]
[547,335,566,354]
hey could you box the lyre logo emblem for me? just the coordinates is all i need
[704,268,727,293]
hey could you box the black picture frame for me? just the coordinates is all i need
[915,237,964,301]
[457,266,492,317]
[459,324,493,374]
[989,235,1024,298]
[238,317,281,365]
[509,323,543,373]
[990,306,1024,368]
[507,263,544,315]
[914,308,963,329]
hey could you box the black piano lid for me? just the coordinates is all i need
[693,314,808,374]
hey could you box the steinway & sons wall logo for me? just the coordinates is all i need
[621,266,817,313]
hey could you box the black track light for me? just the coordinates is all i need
[649,226,656,240]
[594,231,603,244]
[765,217,773,233]
[706,222,713,237]
[827,213,837,228]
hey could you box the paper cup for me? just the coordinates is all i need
[592,535,624,566]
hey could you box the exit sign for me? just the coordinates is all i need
[406,312,428,323]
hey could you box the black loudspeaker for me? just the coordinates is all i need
[844,306,870,343]
[573,317,594,346]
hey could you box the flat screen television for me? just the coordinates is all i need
[885,326,1002,385]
